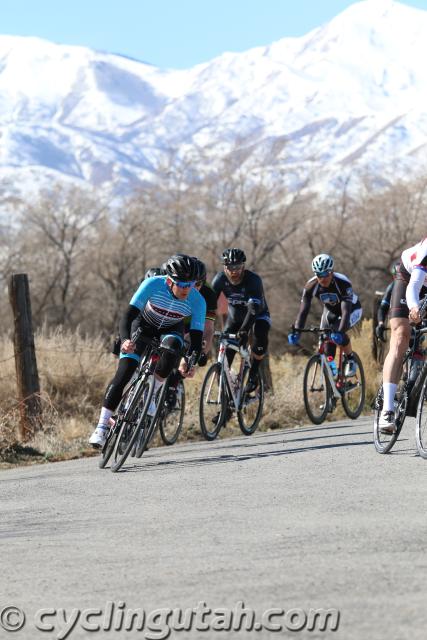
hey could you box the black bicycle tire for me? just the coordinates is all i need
[303,354,331,425]
[111,375,155,472]
[237,369,264,435]
[98,376,141,469]
[341,352,366,419]
[373,384,405,454]
[199,362,226,440]
[159,380,186,446]
[135,378,171,456]
[98,425,119,469]
[415,376,427,459]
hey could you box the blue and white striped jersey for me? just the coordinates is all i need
[129,276,206,332]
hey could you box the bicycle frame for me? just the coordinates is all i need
[215,334,251,411]
[314,334,348,400]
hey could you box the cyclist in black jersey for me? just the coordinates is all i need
[288,253,363,376]
[212,248,271,397]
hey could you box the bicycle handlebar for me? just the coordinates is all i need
[214,331,238,340]
[292,326,334,334]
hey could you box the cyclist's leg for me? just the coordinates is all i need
[223,320,240,368]
[341,306,363,375]
[89,355,140,447]
[246,318,270,392]
[379,273,411,431]
[151,328,185,415]
[320,309,337,360]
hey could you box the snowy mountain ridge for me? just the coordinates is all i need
[1,0,427,201]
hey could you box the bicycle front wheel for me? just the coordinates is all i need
[341,352,366,419]
[303,354,331,425]
[99,377,141,469]
[415,377,427,459]
[237,368,264,435]
[111,376,154,472]
[159,380,186,446]
[199,363,226,440]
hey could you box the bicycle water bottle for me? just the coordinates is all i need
[327,356,338,377]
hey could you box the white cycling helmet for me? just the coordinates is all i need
[312,253,334,275]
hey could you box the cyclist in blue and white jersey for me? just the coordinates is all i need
[89,255,206,448]
[288,254,362,376]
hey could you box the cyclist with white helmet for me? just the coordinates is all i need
[288,254,362,376]
[378,238,427,434]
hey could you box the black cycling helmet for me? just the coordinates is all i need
[221,248,246,266]
[191,257,207,283]
[165,254,200,282]
[144,267,164,279]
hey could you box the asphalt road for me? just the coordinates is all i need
[1,416,427,640]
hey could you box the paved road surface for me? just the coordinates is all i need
[1,416,427,640]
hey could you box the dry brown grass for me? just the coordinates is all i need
[0,321,382,467]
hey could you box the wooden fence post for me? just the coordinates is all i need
[8,273,42,440]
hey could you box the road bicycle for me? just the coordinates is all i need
[373,318,427,454]
[98,331,192,471]
[300,327,365,425]
[199,331,264,440]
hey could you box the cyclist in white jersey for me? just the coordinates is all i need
[379,238,427,433]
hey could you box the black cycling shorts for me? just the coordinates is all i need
[389,262,427,320]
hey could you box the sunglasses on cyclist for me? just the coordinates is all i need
[172,280,196,289]
[225,263,244,273]
[315,270,332,279]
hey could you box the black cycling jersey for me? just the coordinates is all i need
[211,269,270,329]
[294,272,361,333]
[200,283,217,321]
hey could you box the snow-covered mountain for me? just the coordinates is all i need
[1,0,427,201]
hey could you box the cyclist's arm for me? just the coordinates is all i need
[406,267,427,311]
[119,304,139,341]
[294,289,313,330]
[338,299,352,332]
[203,318,215,353]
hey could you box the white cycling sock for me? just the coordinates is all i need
[383,383,397,413]
[97,407,113,429]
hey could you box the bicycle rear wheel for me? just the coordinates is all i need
[237,368,264,435]
[111,376,154,472]
[159,380,186,445]
[373,383,406,454]
[199,363,226,440]
[415,377,427,459]
[341,352,366,419]
[303,354,331,425]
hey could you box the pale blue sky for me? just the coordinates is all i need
[2,0,427,68]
